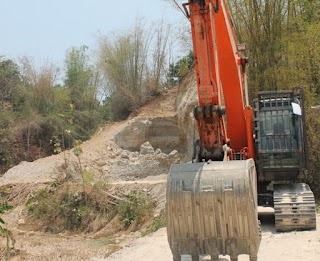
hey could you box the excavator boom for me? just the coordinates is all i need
[187,0,254,160]
[166,1,261,260]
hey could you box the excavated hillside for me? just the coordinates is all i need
[0,69,198,260]
[0,69,197,188]
[1,69,320,261]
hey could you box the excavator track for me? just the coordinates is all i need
[166,159,261,261]
[274,183,317,232]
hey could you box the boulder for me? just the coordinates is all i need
[140,142,155,155]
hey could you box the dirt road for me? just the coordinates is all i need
[102,209,320,261]
[4,208,318,261]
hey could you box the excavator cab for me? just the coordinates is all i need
[254,88,316,231]
[254,88,306,183]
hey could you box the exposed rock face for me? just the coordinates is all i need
[0,158,65,186]
[110,142,180,181]
[114,69,198,162]
[114,117,181,154]
[176,69,198,161]
[0,69,198,186]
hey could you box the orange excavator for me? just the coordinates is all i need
[166,1,316,260]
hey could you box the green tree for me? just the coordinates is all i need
[226,0,320,95]
[226,0,320,196]
[0,58,22,108]
[165,50,194,87]
[0,203,14,257]
[64,45,99,111]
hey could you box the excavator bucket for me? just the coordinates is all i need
[166,159,261,261]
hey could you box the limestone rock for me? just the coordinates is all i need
[114,117,181,154]
[140,142,155,155]
[121,150,130,159]
[0,157,65,186]
[110,147,182,181]
[18,219,25,225]
[169,150,181,164]
[176,69,198,161]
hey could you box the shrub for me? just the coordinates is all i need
[142,211,166,236]
[0,111,14,170]
[0,203,14,256]
[116,192,154,228]
[110,93,133,121]
[25,185,109,233]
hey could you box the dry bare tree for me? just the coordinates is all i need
[19,56,60,113]
[97,19,173,119]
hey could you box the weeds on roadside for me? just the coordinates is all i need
[73,140,88,204]
[0,203,15,258]
[142,211,166,236]
[25,184,156,234]
[116,192,155,229]
[25,183,110,233]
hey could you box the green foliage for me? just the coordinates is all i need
[109,92,133,121]
[98,30,145,118]
[25,184,110,233]
[0,204,13,226]
[99,98,112,121]
[142,211,166,236]
[71,110,102,140]
[226,0,320,198]
[227,0,320,95]
[0,203,14,253]
[26,187,87,231]
[0,46,110,174]
[304,96,320,197]
[73,140,83,157]
[0,58,22,106]
[64,45,99,111]
[51,85,72,113]
[165,51,194,87]
[116,193,154,228]
[19,57,59,114]
[0,111,14,171]
[25,184,155,234]
[83,171,94,184]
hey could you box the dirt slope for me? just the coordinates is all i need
[0,87,179,260]
[0,87,179,187]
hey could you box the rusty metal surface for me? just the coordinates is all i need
[274,183,317,232]
[166,159,261,261]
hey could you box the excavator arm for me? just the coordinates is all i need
[188,0,227,161]
[187,0,254,161]
[166,1,261,260]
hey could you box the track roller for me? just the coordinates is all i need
[274,183,317,232]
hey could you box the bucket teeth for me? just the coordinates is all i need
[166,159,261,260]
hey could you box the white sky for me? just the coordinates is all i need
[0,0,184,67]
